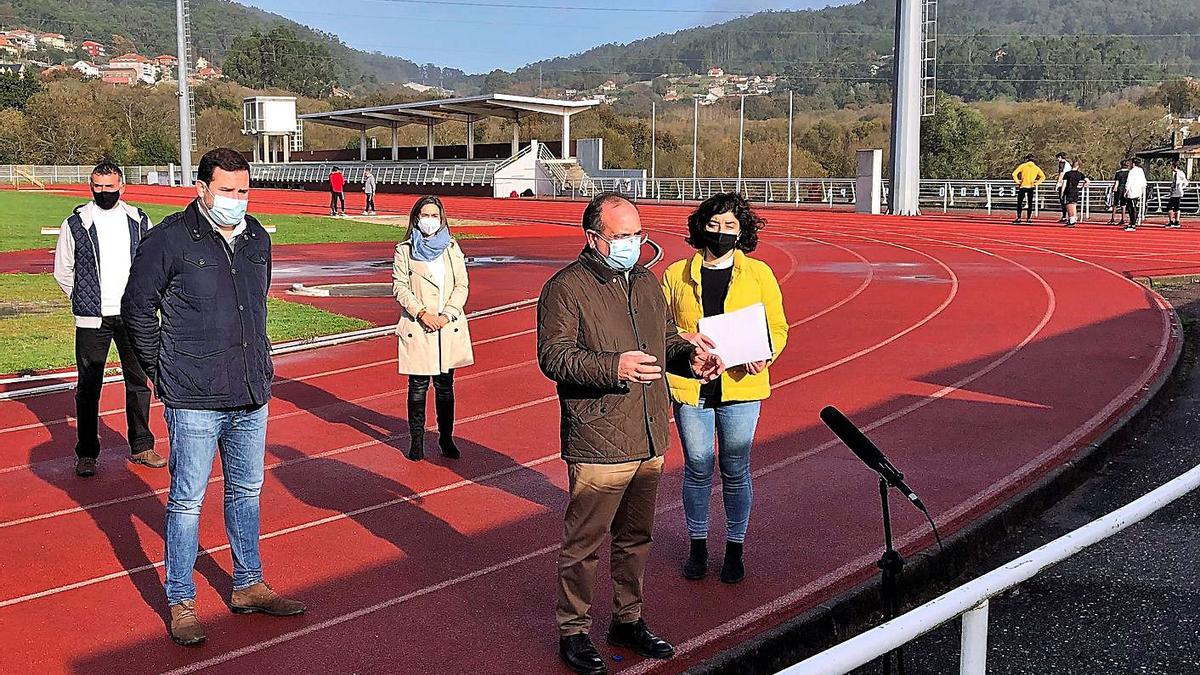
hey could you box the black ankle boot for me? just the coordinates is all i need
[435,395,459,458]
[720,541,745,584]
[682,538,707,580]
[407,394,426,461]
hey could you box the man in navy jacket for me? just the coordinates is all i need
[122,147,304,647]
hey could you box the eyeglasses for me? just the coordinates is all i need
[594,231,648,245]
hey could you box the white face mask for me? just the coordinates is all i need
[417,216,442,236]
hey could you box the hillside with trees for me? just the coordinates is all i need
[0,0,471,91]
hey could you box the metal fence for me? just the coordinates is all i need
[0,165,174,186]
[779,462,1200,674]
[5,165,1196,220]
[250,161,498,187]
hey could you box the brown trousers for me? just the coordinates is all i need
[556,456,665,636]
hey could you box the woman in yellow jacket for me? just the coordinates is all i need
[393,196,474,461]
[662,193,788,584]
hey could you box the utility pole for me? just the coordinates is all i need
[692,95,699,194]
[650,100,656,182]
[737,94,745,193]
[787,89,794,201]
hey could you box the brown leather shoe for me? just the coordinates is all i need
[130,449,167,468]
[169,600,207,646]
[74,457,97,477]
[230,582,305,616]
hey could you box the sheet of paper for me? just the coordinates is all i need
[697,303,773,368]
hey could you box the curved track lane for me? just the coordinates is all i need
[0,192,1181,674]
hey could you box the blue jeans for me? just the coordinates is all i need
[674,399,761,543]
[164,405,268,605]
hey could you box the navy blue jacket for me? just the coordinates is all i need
[121,199,273,410]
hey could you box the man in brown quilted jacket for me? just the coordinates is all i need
[538,192,723,674]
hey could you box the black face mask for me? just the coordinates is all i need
[703,230,738,258]
[92,190,120,210]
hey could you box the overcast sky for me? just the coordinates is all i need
[240,0,843,74]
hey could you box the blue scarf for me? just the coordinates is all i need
[410,226,452,262]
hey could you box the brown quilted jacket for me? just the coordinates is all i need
[537,246,696,464]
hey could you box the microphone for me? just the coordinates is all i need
[820,405,926,512]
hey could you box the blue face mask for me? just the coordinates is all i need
[595,232,642,271]
[204,185,248,227]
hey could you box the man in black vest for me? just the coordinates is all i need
[53,161,162,478]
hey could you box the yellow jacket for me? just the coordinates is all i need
[662,250,789,406]
[1012,161,1046,188]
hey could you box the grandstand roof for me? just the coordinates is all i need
[298,93,600,130]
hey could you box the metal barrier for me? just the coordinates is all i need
[249,160,499,187]
[0,165,173,186]
[4,166,1195,218]
[778,462,1200,675]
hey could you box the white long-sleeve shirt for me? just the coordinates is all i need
[1124,166,1148,199]
[1172,168,1190,198]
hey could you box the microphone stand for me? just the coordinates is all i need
[877,476,906,675]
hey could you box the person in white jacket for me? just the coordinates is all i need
[52,162,163,477]
[1123,158,1148,232]
[1167,160,1190,229]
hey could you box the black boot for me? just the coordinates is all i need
[435,395,460,458]
[559,634,606,674]
[720,541,745,584]
[407,393,426,461]
[682,538,707,580]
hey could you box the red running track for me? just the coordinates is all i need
[0,189,1190,674]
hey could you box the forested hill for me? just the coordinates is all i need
[511,0,1200,104]
[0,0,471,91]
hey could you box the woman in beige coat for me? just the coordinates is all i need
[393,195,474,460]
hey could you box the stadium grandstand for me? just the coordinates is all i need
[241,94,645,198]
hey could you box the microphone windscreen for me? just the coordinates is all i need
[820,406,886,468]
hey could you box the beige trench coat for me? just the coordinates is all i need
[392,239,474,376]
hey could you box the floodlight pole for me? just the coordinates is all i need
[887,0,923,215]
[176,0,193,186]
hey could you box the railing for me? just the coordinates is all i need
[249,160,499,187]
[536,145,600,196]
[617,178,1200,219]
[779,462,1200,675]
[0,165,173,186]
[4,166,1195,218]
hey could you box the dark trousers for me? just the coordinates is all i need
[75,316,154,459]
[365,193,376,212]
[1128,198,1143,227]
[1058,190,1068,217]
[330,191,345,213]
[1016,188,1035,219]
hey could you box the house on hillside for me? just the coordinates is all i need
[0,37,18,57]
[600,80,617,92]
[100,63,140,86]
[197,66,222,80]
[155,54,178,70]
[81,40,106,59]
[707,67,724,78]
[37,32,70,51]
[664,87,679,102]
[39,64,71,80]
[0,63,26,76]
[73,60,100,78]
[331,85,354,99]
[110,53,157,84]
[2,29,36,51]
